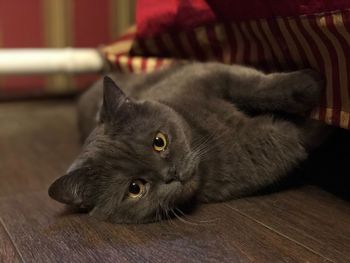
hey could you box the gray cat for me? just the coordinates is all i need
[49,62,328,223]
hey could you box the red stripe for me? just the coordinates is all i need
[127,57,134,73]
[73,0,110,90]
[256,20,279,71]
[0,0,43,47]
[170,33,188,59]
[309,15,341,126]
[294,18,327,122]
[205,24,223,62]
[224,24,237,64]
[266,19,297,70]
[1,77,45,95]
[153,36,171,58]
[341,11,350,129]
[141,58,147,72]
[114,54,123,72]
[73,0,110,47]
[325,13,350,127]
[342,11,350,34]
[244,22,266,71]
[186,29,206,61]
[283,19,308,68]
[155,59,163,69]
[236,23,251,66]
[0,0,45,93]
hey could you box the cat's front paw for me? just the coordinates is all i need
[292,69,324,105]
[287,69,324,114]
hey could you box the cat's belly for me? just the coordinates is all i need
[178,98,315,203]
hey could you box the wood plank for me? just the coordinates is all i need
[227,186,350,262]
[0,100,80,198]
[0,220,22,263]
[0,191,327,263]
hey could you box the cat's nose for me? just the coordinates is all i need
[164,166,178,184]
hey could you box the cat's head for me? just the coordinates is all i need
[49,77,200,223]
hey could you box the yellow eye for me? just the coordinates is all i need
[153,132,167,152]
[128,180,146,199]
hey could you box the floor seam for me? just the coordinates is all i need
[224,203,335,263]
[0,217,26,263]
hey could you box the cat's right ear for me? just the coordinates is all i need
[100,76,128,122]
[48,168,88,207]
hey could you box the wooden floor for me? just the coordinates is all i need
[0,100,349,263]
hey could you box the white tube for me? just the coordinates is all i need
[0,48,105,75]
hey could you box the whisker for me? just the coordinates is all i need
[171,208,201,226]
[175,208,219,225]
[163,204,177,227]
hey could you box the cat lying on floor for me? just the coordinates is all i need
[49,62,329,223]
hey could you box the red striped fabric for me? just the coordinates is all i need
[103,9,350,129]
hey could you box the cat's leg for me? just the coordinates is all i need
[198,63,324,115]
[235,69,324,115]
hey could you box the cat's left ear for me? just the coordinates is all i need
[100,76,133,123]
[48,168,89,207]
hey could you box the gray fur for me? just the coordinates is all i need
[49,62,328,223]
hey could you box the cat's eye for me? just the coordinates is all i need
[128,180,146,199]
[153,132,167,152]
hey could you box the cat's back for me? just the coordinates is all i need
[78,63,246,139]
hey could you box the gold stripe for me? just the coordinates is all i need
[240,22,258,64]
[249,20,275,69]
[287,19,319,69]
[44,0,73,93]
[325,108,333,124]
[318,16,349,112]
[103,39,134,55]
[110,0,136,39]
[161,58,173,67]
[145,58,157,73]
[276,18,304,68]
[332,13,350,112]
[106,53,116,65]
[340,111,350,128]
[179,32,195,58]
[260,19,285,68]
[230,23,244,64]
[320,108,350,128]
[117,55,129,73]
[332,13,350,45]
[214,24,231,64]
[194,27,214,60]
[301,17,333,112]
[131,57,143,73]
[162,33,181,57]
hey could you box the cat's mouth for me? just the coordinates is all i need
[179,170,199,198]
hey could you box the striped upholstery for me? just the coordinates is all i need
[103,9,350,129]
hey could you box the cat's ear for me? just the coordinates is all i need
[48,169,88,206]
[101,76,130,122]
